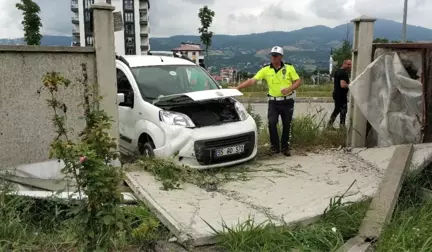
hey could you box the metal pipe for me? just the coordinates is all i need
[402,0,408,42]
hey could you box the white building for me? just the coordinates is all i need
[329,48,334,74]
[71,0,150,55]
[171,42,205,65]
[220,67,237,83]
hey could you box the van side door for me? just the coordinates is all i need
[116,66,136,153]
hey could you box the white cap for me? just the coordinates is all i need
[270,46,284,56]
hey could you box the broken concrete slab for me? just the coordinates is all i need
[10,190,137,203]
[0,175,76,191]
[0,159,130,202]
[353,143,432,174]
[126,150,386,247]
[0,158,122,180]
[0,159,64,179]
[358,144,413,239]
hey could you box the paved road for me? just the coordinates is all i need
[251,102,348,127]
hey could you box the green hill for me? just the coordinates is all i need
[149,19,432,73]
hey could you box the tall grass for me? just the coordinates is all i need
[252,104,345,155]
[0,180,168,251]
[240,83,334,98]
[213,197,371,252]
[375,170,432,252]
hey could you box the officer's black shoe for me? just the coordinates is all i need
[269,148,280,156]
[282,149,291,157]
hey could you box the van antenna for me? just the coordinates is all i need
[160,56,164,62]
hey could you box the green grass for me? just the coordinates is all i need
[0,180,169,252]
[213,196,371,252]
[249,102,345,157]
[129,157,251,191]
[241,84,333,98]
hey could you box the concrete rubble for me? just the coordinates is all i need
[125,143,432,247]
[0,159,136,203]
[2,144,432,249]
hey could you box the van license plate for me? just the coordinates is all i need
[215,144,245,157]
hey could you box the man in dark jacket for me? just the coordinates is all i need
[328,59,352,128]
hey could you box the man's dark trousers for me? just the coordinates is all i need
[329,93,348,126]
[268,98,295,152]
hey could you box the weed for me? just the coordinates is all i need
[246,100,263,130]
[376,201,432,252]
[375,169,432,252]
[0,184,168,251]
[242,83,333,96]
[257,106,345,155]
[121,204,170,247]
[132,157,251,191]
[212,199,370,252]
[41,69,128,251]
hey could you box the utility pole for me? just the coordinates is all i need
[402,0,408,42]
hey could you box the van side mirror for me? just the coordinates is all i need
[117,93,125,104]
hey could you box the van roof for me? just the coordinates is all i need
[118,55,196,68]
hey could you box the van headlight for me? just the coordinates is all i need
[234,102,249,121]
[159,110,195,127]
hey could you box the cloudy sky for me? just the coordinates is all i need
[0,0,431,39]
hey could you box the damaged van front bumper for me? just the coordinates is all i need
[154,116,258,169]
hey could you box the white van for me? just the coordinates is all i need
[115,55,258,169]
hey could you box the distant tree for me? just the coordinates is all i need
[313,69,329,75]
[331,40,352,75]
[373,38,414,43]
[16,0,42,45]
[373,37,389,43]
[198,5,215,67]
[237,71,253,81]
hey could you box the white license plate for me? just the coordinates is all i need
[215,144,245,157]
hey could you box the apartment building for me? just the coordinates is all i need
[220,67,237,83]
[171,42,205,65]
[71,0,150,55]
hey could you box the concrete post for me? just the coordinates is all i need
[347,15,376,148]
[91,2,119,146]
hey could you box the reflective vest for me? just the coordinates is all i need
[253,62,300,97]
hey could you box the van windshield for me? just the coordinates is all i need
[131,65,219,100]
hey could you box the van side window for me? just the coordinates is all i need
[116,68,134,106]
[117,69,132,93]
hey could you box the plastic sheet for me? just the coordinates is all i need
[349,52,423,146]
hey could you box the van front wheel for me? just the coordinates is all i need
[139,142,155,157]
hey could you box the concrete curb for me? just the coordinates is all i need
[236,97,333,103]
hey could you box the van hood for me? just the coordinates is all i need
[153,89,243,105]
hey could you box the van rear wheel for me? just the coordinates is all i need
[139,142,155,157]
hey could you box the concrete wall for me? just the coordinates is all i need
[1,0,119,170]
[0,46,97,168]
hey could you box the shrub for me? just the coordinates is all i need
[42,68,127,252]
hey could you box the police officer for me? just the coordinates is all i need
[235,46,301,156]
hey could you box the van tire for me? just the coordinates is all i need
[139,142,155,157]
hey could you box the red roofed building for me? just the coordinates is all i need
[211,75,223,82]
[171,42,205,65]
